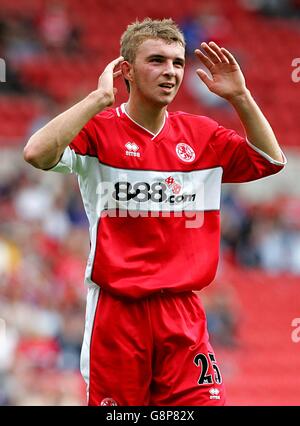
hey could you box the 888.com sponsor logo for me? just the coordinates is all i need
[96,174,204,228]
[112,179,195,205]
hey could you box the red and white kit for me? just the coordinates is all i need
[51,104,285,405]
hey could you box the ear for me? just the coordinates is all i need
[121,61,134,84]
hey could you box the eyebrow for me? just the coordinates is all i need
[147,54,185,65]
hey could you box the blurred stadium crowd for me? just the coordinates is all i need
[0,0,300,405]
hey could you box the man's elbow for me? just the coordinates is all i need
[23,144,40,168]
[23,140,50,169]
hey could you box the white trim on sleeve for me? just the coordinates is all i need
[246,139,287,166]
[47,146,74,173]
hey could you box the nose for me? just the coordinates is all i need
[163,60,176,77]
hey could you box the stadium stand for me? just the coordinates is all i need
[202,263,300,405]
[1,0,300,146]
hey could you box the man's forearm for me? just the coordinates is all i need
[229,90,283,162]
[24,91,108,170]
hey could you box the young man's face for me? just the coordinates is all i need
[127,38,185,107]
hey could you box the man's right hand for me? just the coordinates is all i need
[96,56,124,107]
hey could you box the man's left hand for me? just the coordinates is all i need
[195,42,248,102]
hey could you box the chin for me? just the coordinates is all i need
[153,95,175,107]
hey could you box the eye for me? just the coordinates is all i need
[150,57,163,63]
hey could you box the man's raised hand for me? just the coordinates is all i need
[195,42,247,102]
[97,56,124,107]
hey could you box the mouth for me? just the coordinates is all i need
[158,82,175,90]
[158,83,176,95]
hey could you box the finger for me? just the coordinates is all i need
[104,56,124,72]
[99,57,124,85]
[208,41,229,64]
[113,70,122,78]
[194,48,214,71]
[220,48,238,65]
[196,68,213,90]
[200,42,222,64]
[111,55,124,66]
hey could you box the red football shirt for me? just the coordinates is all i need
[51,103,286,298]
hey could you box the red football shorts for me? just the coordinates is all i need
[83,288,226,406]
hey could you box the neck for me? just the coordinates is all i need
[125,99,167,135]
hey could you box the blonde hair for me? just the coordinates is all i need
[120,18,185,64]
[120,18,185,92]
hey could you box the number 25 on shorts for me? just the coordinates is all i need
[194,352,222,385]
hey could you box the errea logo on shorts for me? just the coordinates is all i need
[209,388,221,400]
[125,142,140,157]
[176,142,195,163]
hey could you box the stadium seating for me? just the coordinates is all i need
[213,265,300,405]
[1,0,300,148]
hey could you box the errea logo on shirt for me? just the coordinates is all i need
[125,142,140,158]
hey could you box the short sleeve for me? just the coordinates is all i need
[49,146,79,174]
[208,125,286,183]
[49,117,99,175]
